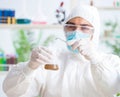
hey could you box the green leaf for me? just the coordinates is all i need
[43,35,55,46]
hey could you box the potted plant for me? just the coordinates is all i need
[13,29,55,62]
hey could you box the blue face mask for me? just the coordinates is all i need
[66,31,90,54]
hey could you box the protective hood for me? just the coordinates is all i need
[64,4,100,46]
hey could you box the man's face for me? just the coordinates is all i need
[64,17,94,38]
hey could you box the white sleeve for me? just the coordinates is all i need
[91,54,120,95]
[2,62,44,97]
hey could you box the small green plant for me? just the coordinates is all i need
[13,30,31,62]
[13,29,55,62]
[106,40,120,56]
[104,20,120,56]
[117,93,120,97]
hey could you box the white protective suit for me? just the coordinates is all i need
[3,4,120,97]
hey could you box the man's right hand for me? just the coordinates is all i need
[28,46,53,70]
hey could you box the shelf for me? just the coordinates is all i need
[0,71,8,74]
[0,24,63,29]
[0,64,15,67]
[0,64,14,71]
[97,7,120,10]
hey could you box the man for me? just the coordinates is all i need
[3,4,120,97]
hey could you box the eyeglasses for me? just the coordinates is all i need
[64,24,94,34]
